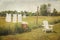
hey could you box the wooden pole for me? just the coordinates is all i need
[36,6,39,27]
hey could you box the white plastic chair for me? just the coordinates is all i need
[42,20,53,32]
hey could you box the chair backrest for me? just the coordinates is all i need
[43,20,49,29]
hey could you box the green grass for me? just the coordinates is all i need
[0,16,60,40]
[0,16,60,28]
[0,23,60,40]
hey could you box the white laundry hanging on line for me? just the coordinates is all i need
[13,14,17,23]
[5,13,11,22]
[23,14,26,18]
[18,14,22,22]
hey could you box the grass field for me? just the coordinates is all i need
[0,16,60,40]
[0,16,60,28]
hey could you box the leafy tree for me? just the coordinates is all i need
[40,4,47,16]
[52,8,57,16]
[47,4,51,16]
[40,4,52,16]
[24,11,33,16]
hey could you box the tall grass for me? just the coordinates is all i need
[0,16,60,36]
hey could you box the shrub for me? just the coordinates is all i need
[0,27,9,36]
[0,26,13,36]
[15,26,24,33]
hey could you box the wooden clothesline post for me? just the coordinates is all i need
[36,6,39,27]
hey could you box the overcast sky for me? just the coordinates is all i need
[0,0,60,12]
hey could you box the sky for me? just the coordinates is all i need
[0,0,60,12]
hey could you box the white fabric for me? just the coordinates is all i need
[6,13,11,22]
[22,21,28,24]
[18,14,22,22]
[23,14,26,18]
[13,14,17,23]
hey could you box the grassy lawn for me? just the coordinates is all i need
[0,23,60,40]
[0,16,60,40]
[0,16,60,28]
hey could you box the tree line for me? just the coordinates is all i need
[40,4,60,16]
[0,4,60,17]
